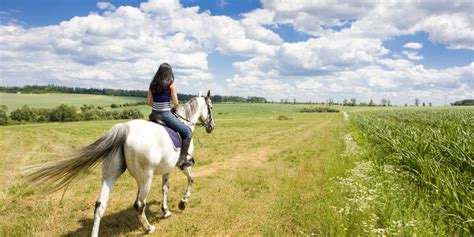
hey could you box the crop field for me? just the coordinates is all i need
[347,109,473,234]
[0,93,472,236]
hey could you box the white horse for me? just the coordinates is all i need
[25,91,215,236]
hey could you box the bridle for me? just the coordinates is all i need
[173,97,213,128]
[201,98,214,128]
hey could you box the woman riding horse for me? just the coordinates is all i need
[147,63,194,169]
[24,69,215,235]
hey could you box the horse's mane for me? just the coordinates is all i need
[180,97,201,119]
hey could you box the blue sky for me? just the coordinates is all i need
[1,0,263,25]
[0,0,473,105]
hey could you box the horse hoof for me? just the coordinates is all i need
[178,200,187,210]
[163,210,172,219]
[145,225,156,234]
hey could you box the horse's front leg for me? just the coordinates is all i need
[161,174,172,218]
[179,167,194,210]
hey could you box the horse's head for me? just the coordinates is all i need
[199,90,215,133]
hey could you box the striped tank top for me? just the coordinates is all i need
[152,88,171,112]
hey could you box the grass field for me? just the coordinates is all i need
[0,93,472,235]
[0,93,145,112]
[0,101,346,236]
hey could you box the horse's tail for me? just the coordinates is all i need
[24,123,130,192]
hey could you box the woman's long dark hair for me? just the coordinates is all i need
[149,63,174,94]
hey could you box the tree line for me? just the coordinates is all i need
[0,85,148,98]
[451,99,474,106]
[0,85,267,103]
[318,98,395,106]
[0,104,142,125]
[280,98,396,106]
[328,98,434,107]
[212,95,267,103]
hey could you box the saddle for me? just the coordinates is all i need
[149,114,182,150]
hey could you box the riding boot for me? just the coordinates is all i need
[177,137,194,169]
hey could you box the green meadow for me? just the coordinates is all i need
[0,92,144,112]
[0,93,472,235]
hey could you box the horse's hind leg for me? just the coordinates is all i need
[134,172,155,234]
[161,174,172,218]
[92,153,126,237]
[178,167,194,210]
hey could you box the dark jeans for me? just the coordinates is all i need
[154,111,192,139]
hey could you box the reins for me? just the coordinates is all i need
[171,97,212,149]
[172,97,213,128]
[173,112,203,127]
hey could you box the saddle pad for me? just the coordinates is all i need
[163,126,182,150]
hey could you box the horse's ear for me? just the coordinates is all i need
[206,90,211,98]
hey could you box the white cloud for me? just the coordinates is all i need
[225,71,291,98]
[140,0,279,57]
[221,0,473,104]
[292,62,473,105]
[414,13,474,50]
[218,0,230,10]
[403,42,423,50]
[261,0,474,50]
[0,4,215,91]
[0,1,283,93]
[139,0,181,15]
[241,9,283,45]
[96,2,116,11]
[402,50,424,60]
[261,0,376,36]
[278,36,388,72]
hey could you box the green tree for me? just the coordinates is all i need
[49,104,78,122]
[80,104,99,120]
[36,108,50,122]
[350,98,357,106]
[369,99,375,106]
[327,98,334,105]
[343,98,348,106]
[120,108,143,119]
[110,110,121,119]
[10,105,36,122]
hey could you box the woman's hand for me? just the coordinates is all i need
[146,89,153,106]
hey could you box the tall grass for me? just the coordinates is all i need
[351,109,473,234]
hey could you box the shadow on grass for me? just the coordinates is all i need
[64,200,163,236]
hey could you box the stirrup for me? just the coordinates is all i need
[178,156,195,170]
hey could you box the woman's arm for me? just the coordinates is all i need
[146,89,153,106]
[169,83,179,109]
